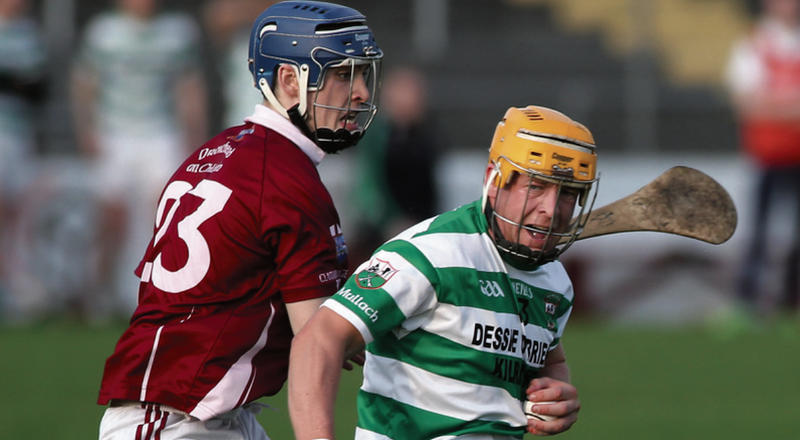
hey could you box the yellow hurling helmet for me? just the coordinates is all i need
[484,105,599,269]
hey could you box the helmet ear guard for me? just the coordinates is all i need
[484,106,600,268]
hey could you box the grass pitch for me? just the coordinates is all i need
[1,318,797,439]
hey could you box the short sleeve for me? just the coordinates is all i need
[323,244,439,344]
[261,148,348,303]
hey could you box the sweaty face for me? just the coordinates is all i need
[309,64,373,133]
[490,173,579,252]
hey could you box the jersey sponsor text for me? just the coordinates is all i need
[471,322,550,367]
[198,142,236,160]
[336,288,379,322]
[186,163,224,173]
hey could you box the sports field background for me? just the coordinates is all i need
[1,318,797,439]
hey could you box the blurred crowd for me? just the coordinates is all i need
[1,0,798,324]
[0,0,441,323]
[0,0,263,322]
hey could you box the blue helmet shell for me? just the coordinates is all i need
[248,1,383,91]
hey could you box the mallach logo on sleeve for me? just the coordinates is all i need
[336,288,379,322]
[356,257,397,289]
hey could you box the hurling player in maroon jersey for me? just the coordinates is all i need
[96,2,382,439]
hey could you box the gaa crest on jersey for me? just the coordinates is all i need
[356,257,397,289]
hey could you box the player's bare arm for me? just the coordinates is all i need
[285,297,327,335]
[288,307,365,440]
[286,297,364,371]
[525,345,580,436]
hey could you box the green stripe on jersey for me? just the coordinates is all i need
[381,239,440,286]
[357,390,524,439]
[367,328,537,398]
[412,200,488,237]
[436,268,518,314]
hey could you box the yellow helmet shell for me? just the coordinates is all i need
[489,106,597,188]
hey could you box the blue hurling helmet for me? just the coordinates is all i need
[248,1,383,153]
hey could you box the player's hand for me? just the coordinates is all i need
[341,349,365,371]
[525,377,580,436]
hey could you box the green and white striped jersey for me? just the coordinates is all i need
[324,200,574,439]
[76,11,201,136]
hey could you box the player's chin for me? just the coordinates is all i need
[522,240,554,254]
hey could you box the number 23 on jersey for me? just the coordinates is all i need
[140,179,232,293]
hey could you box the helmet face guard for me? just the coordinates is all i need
[249,1,383,152]
[482,106,599,269]
[308,53,381,152]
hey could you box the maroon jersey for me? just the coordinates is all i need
[98,107,349,420]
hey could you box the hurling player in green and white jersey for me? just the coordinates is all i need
[70,0,207,315]
[289,105,599,439]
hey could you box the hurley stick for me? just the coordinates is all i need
[574,166,737,244]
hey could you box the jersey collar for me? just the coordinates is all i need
[245,104,325,166]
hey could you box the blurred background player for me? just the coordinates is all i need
[0,0,46,311]
[348,65,442,267]
[70,0,208,317]
[202,0,268,129]
[96,2,383,438]
[289,105,595,438]
[725,0,800,314]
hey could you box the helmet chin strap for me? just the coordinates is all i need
[259,63,364,154]
[296,64,310,116]
[258,77,289,119]
[257,64,311,120]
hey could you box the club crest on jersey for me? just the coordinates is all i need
[229,127,255,141]
[330,224,347,264]
[544,294,560,316]
[356,257,397,289]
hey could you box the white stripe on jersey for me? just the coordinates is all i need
[391,217,436,241]
[420,303,555,366]
[407,232,507,273]
[355,427,393,439]
[361,352,527,427]
[507,261,574,341]
[323,300,375,344]
[190,302,276,420]
[366,249,438,319]
[355,427,519,440]
[140,325,165,401]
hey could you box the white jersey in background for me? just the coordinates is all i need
[77,11,201,137]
